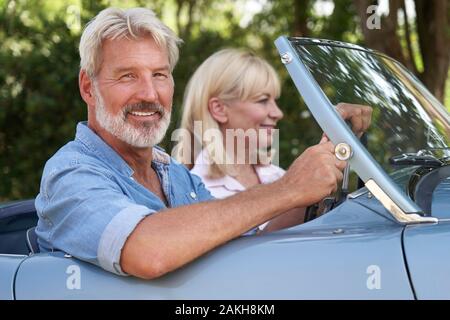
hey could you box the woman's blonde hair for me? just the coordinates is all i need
[79,7,182,77]
[176,48,281,178]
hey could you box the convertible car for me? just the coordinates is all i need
[1,37,449,299]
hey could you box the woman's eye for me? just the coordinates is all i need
[257,98,269,104]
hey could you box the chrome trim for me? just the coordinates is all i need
[280,52,293,64]
[0,254,28,257]
[365,179,438,224]
[342,164,350,191]
[347,187,369,199]
[332,228,345,234]
[335,143,352,161]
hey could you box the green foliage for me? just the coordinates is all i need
[0,0,107,200]
[0,0,448,201]
[1,7,61,199]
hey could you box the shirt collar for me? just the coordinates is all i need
[207,175,245,191]
[254,164,283,184]
[152,146,171,165]
[191,149,242,192]
[75,121,170,176]
[204,175,246,192]
[192,148,284,190]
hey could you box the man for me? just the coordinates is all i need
[35,7,371,279]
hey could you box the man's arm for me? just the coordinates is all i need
[121,141,346,279]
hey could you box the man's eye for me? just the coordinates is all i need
[120,73,135,80]
[154,73,168,79]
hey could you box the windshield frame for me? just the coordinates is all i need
[274,36,438,224]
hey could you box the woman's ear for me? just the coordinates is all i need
[208,97,228,124]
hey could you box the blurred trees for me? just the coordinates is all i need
[0,0,449,201]
[354,0,449,104]
[0,0,89,200]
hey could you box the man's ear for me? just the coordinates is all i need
[79,69,96,106]
[208,97,228,124]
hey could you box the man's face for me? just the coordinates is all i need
[91,35,174,148]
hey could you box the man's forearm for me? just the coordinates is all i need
[120,179,297,279]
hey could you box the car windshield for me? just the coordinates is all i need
[290,39,450,184]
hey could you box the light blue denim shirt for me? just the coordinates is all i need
[35,122,214,275]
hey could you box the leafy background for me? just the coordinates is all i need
[1,0,449,201]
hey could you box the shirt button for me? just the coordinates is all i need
[190,191,197,199]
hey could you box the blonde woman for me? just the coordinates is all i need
[176,49,306,233]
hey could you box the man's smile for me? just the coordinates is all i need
[127,110,161,122]
[129,111,158,116]
[128,109,161,118]
[123,102,165,123]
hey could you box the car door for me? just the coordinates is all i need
[0,254,27,300]
[13,198,413,299]
[403,221,450,299]
[403,179,450,299]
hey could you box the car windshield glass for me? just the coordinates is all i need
[290,40,450,188]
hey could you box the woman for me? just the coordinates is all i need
[176,48,306,233]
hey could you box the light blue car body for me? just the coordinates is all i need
[1,37,449,299]
[0,198,417,299]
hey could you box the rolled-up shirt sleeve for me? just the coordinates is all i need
[97,204,154,275]
[35,164,155,276]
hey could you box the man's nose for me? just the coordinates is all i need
[135,76,158,102]
[269,101,284,120]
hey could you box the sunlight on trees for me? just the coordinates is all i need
[0,0,449,200]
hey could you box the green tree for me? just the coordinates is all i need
[2,1,79,200]
[0,0,449,201]
[354,0,450,103]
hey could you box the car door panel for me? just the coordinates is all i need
[404,222,450,299]
[0,254,27,300]
[14,201,414,299]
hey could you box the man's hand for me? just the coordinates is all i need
[278,138,347,208]
[336,103,372,137]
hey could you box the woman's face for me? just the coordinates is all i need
[222,92,284,150]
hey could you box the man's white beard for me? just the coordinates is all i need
[93,86,171,148]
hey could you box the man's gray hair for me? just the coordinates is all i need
[79,7,182,77]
